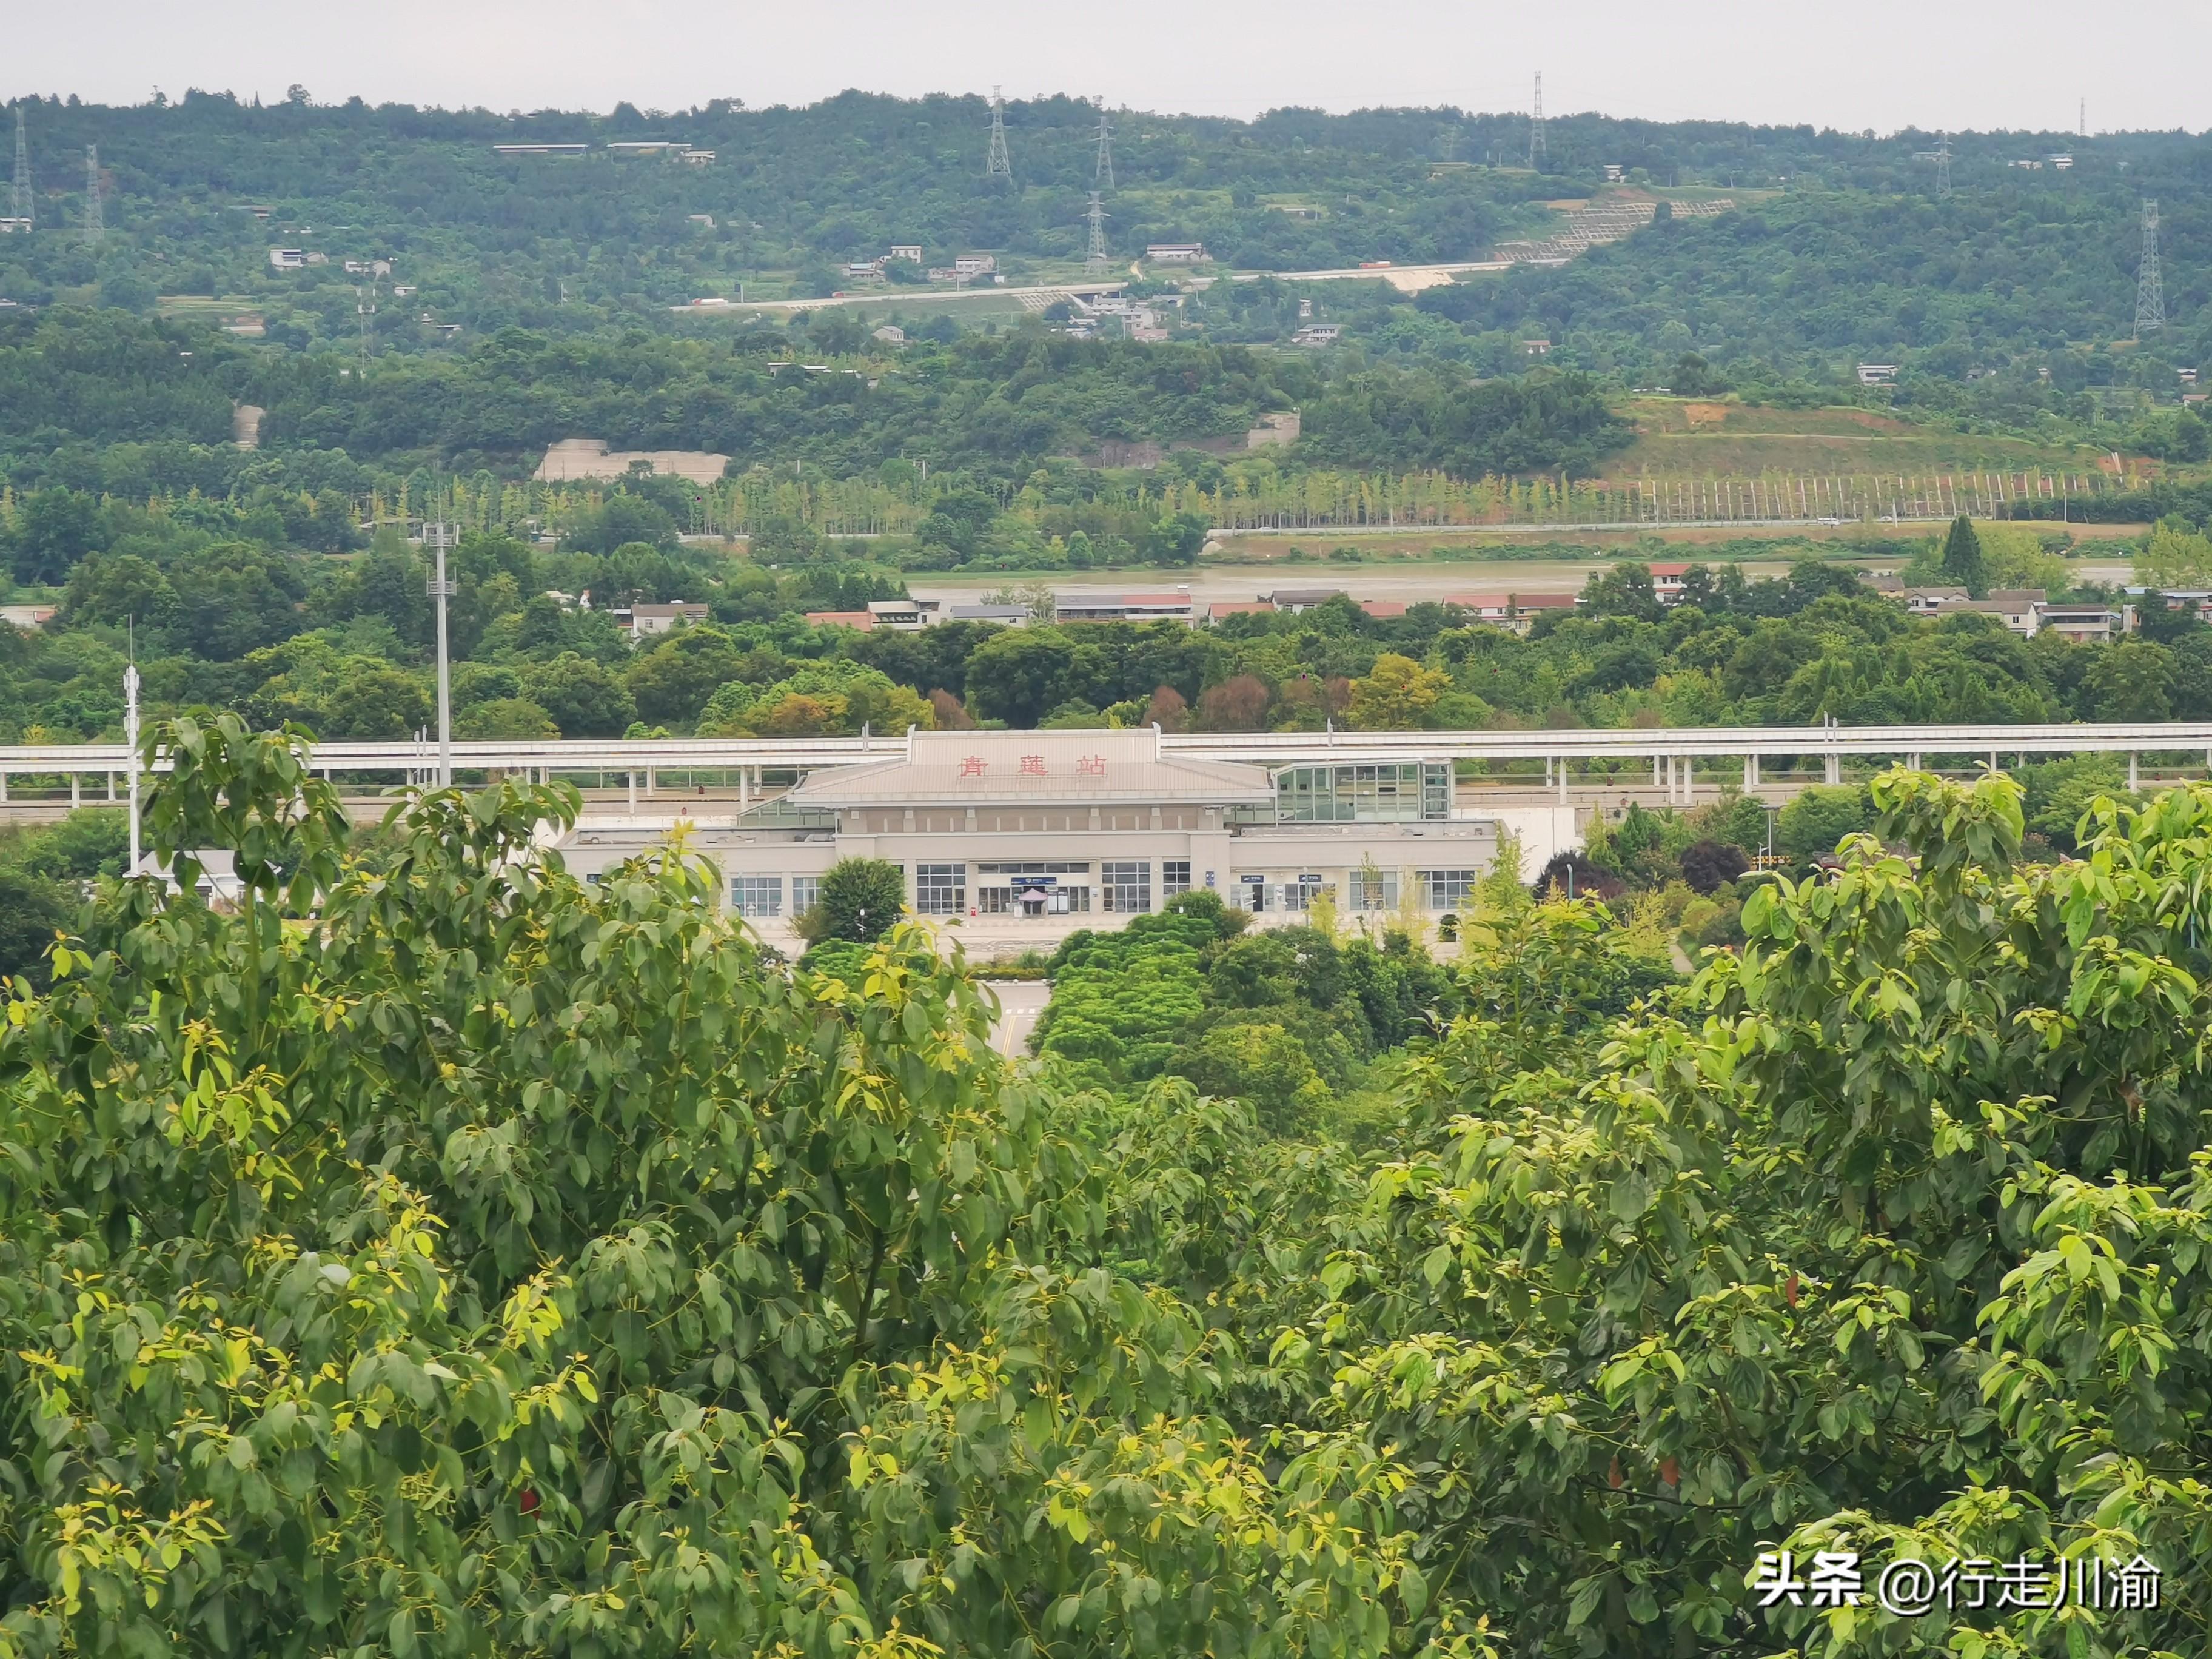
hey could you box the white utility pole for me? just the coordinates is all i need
[124,661,141,873]
[425,521,457,786]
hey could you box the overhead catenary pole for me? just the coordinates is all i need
[425,521,457,786]
[1527,72,1546,167]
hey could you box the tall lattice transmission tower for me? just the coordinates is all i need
[10,107,30,228]
[1085,190,1110,275]
[1093,103,1114,192]
[984,87,1013,183]
[1934,132,1952,199]
[2136,198,2165,336]
[1527,72,1546,167]
[82,145,101,237]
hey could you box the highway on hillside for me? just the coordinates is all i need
[672,256,1538,315]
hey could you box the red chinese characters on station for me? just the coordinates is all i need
[959,755,988,777]
[1077,754,1107,777]
[1019,754,1047,776]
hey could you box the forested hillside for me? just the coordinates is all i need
[0,89,2201,386]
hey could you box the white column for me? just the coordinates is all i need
[1557,759,1567,805]
[628,771,638,813]
[1653,755,1664,788]
[740,766,751,811]
[1825,754,1841,786]
[70,774,80,808]
[648,768,656,797]
[0,771,8,802]
[1743,754,1759,789]
[1908,752,1921,771]
[1989,751,1999,774]
[2129,752,2139,792]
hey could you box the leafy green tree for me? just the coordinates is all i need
[1170,1021,1327,1133]
[800,856,908,943]
[10,489,106,586]
[1141,511,1208,567]
[523,652,638,737]
[913,488,1001,563]
[0,868,71,990]
[623,625,751,726]
[964,628,1099,728]
[1937,514,1988,597]
[455,695,560,739]
[2080,637,2177,720]
[1775,781,1874,860]
[168,541,312,660]
[317,660,434,739]
[57,551,181,632]
[1348,652,1449,729]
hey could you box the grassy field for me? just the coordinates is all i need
[1604,398,2145,480]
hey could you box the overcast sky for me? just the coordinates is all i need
[7,0,2206,135]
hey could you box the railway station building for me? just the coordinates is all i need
[554,728,1503,954]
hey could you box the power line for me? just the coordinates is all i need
[1093,101,1114,192]
[82,144,101,238]
[2136,197,2165,337]
[10,107,29,228]
[1085,190,1109,275]
[1935,132,1951,199]
[985,86,1012,184]
[1527,71,1546,167]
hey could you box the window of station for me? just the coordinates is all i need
[730,875,783,918]
[789,876,821,915]
[1101,861,1151,914]
[915,863,967,914]
[1349,868,1399,911]
[1270,762,1453,822]
[1418,868,1480,910]
[1162,860,1192,900]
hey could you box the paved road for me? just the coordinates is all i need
[980,979,1051,1059]
[674,281,1124,315]
[672,256,1527,316]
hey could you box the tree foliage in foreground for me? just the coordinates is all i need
[4,721,2212,1658]
[0,716,1467,1659]
[1252,771,2211,1657]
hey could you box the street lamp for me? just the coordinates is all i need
[424,521,457,788]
